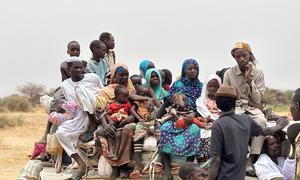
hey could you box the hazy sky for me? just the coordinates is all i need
[0,0,299,97]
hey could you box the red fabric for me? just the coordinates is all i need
[107,101,131,122]
[163,85,170,91]
[175,117,204,129]
[31,143,46,160]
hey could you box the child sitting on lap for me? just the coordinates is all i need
[48,101,77,125]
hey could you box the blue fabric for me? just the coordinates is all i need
[160,120,201,156]
[165,59,203,109]
[144,68,168,101]
[86,58,109,86]
[139,60,153,76]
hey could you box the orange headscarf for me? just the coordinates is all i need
[231,42,256,64]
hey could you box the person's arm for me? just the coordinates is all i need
[259,118,289,136]
[156,99,171,119]
[222,70,231,86]
[246,70,265,104]
[208,155,221,180]
[208,123,223,180]
[130,104,144,122]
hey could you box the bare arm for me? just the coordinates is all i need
[259,118,289,136]
[208,154,221,180]
[130,104,144,122]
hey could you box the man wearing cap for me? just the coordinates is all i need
[56,58,103,179]
[223,42,266,175]
[208,86,288,180]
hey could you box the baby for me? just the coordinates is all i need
[48,101,77,125]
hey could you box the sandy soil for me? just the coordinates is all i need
[0,111,47,180]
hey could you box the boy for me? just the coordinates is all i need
[86,40,109,86]
[99,32,116,71]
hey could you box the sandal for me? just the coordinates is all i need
[129,170,143,179]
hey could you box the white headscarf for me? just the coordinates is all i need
[196,74,222,120]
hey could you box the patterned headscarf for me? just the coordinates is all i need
[166,59,203,108]
[139,59,154,76]
[144,68,168,101]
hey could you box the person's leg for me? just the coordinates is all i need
[247,112,267,176]
[130,139,144,178]
[113,130,121,159]
[160,152,173,180]
[107,136,115,158]
[110,166,119,180]
[70,153,86,179]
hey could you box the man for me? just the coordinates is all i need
[56,57,102,179]
[254,135,286,180]
[284,88,300,179]
[208,86,288,180]
[223,42,266,175]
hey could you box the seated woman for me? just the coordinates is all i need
[195,74,222,161]
[144,68,168,101]
[129,85,162,178]
[156,59,203,180]
[55,58,103,180]
[94,64,147,179]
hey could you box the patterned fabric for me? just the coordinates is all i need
[107,101,131,122]
[165,59,203,109]
[144,68,168,101]
[199,137,211,160]
[160,120,201,156]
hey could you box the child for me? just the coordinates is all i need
[86,40,109,86]
[99,32,116,71]
[48,101,77,125]
[129,85,161,178]
[160,93,212,130]
[130,74,142,89]
[60,41,87,82]
[105,85,132,159]
[178,162,206,180]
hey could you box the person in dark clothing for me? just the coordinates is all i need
[208,86,288,180]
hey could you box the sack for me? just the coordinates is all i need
[46,134,59,155]
[98,156,112,178]
[23,160,43,180]
[31,143,46,160]
[143,136,157,152]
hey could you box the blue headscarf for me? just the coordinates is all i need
[166,59,203,108]
[139,60,154,77]
[144,68,168,101]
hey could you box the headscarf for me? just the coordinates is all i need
[165,59,203,108]
[231,42,257,64]
[96,63,135,110]
[139,60,154,77]
[144,68,168,101]
[196,74,222,119]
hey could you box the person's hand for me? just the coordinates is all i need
[276,118,289,129]
[103,124,115,137]
[203,115,211,123]
[245,62,253,84]
[185,113,195,125]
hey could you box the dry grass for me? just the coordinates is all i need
[0,110,47,179]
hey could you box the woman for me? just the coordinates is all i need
[139,59,155,84]
[157,59,203,180]
[196,74,222,161]
[95,64,141,179]
[144,68,168,101]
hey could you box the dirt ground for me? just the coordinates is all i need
[0,110,47,180]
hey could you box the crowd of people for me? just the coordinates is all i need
[36,32,299,180]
